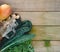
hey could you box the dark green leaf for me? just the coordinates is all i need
[1,34,35,52]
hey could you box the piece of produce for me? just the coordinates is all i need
[0,4,12,21]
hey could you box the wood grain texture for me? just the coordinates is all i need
[31,26,60,40]
[0,0,60,11]
[32,41,60,52]
[12,12,60,40]
[16,12,60,25]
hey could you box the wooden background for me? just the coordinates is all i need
[1,0,60,52]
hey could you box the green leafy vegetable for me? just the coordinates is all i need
[1,34,35,52]
[3,41,34,52]
[0,19,35,52]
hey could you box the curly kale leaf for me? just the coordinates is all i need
[1,34,35,52]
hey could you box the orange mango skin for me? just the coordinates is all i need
[0,4,12,21]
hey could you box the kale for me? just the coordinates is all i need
[0,20,35,52]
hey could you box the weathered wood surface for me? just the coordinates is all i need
[32,26,60,40]
[32,41,60,52]
[18,12,60,25]
[13,12,60,40]
[0,0,60,11]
